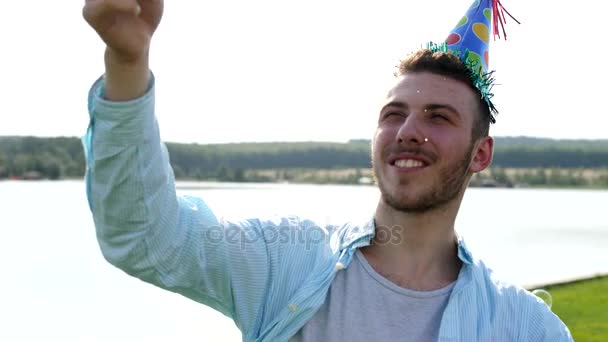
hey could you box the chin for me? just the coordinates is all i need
[378,176,463,213]
[381,193,440,213]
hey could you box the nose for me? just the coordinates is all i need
[396,112,425,145]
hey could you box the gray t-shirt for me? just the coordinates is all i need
[290,250,455,342]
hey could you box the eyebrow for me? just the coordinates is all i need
[381,101,461,119]
[380,101,409,113]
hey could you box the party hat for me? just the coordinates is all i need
[427,0,519,117]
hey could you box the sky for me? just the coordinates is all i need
[1,0,606,144]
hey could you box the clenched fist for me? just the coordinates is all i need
[83,0,163,63]
[83,0,163,100]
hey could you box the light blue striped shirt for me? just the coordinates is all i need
[83,75,573,341]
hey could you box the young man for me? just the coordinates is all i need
[82,0,572,340]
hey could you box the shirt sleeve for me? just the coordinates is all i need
[81,74,272,334]
[526,295,574,342]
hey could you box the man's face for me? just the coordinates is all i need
[372,72,488,212]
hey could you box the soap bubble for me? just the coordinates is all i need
[532,289,553,309]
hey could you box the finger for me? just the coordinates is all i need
[83,0,140,26]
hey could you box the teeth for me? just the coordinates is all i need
[395,159,424,168]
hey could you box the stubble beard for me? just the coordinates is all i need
[373,143,474,213]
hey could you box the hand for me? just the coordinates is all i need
[83,0,164,100]
[83,0,164,63]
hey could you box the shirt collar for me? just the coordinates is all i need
[342,218,474,266]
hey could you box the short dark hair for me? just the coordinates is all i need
[395,49,493,139]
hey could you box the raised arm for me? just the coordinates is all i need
[81,0,275,335]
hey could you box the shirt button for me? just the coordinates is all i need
[335,262,345,271]
[289,304,298,313]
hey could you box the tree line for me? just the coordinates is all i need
[1,136,607,185]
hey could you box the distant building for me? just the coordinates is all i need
[358,176,373,185]
[22,171,43,180]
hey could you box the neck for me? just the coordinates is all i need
[361,196,464,291]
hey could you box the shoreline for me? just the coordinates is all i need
[2,177,608,191]
[524,273,608,291]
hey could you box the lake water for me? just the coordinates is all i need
[1,180,607,341]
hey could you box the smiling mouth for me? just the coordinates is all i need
[391,158,429,170]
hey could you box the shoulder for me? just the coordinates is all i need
[470,260,573,341]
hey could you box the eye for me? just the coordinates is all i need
[430,112,449,121]
[381,111,404,121]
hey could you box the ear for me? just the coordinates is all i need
[470,136,493,173]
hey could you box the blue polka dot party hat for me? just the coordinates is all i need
[427,0,519,118]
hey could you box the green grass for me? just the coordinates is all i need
[543,276,608,341]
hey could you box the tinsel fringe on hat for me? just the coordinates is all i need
[426,41,498,123]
